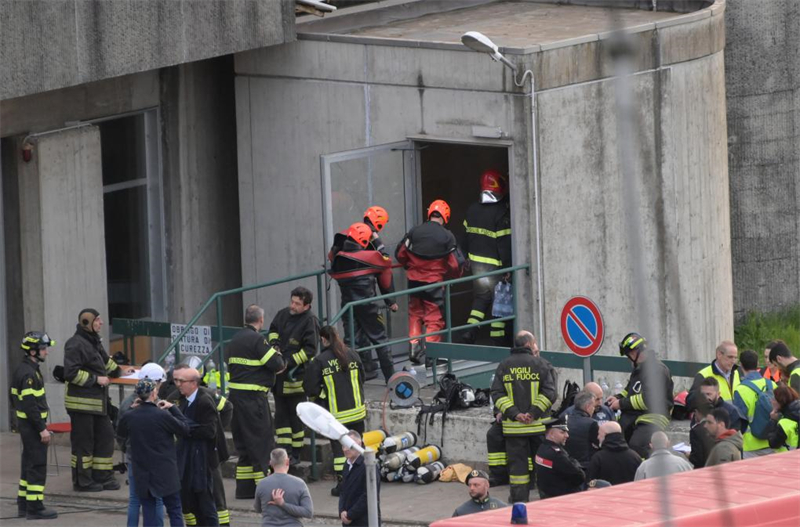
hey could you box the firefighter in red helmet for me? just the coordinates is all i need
[329,222,397,382]
[460,170,512,345]
[396,200,464,365]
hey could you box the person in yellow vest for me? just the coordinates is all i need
[760,340,784,384]
[732,350,778,458]
[768,342,800,395]
[766,386,799,451]
[686,340,742,411]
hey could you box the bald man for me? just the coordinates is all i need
[174,365,221,526]
[586,422,641,485]
[560,382,616,423]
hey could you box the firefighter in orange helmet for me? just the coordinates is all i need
[329,222,397,382]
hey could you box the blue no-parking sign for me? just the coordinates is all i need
[560,296,605,357]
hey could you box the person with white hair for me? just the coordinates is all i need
[634,431,693,480]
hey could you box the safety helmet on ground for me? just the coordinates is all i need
[347,222,373,248]
[619,332,646,356]
[363,206,389,232]
[21,331,55,354]
[427,199,451,224]
[480,169,508,204]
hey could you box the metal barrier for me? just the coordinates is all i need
[425,341,707,389]
[329,263,530,383]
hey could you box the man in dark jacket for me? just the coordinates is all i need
[173,367,221,526]
[534,417,585,499]
[688,377,745,468]
[563,391,599,470]
[491,331,557,503]
[338,430,380,526]
[587,422,642,485]
[395,199,463,365]
[117,378,190,526]
[64,308,135,492]
[329,223,397,382]
[459,170,512,346]
[269,288,319,464]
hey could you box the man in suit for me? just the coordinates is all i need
[116,378,190,526]
[338,430,380,526]
[173,366,221,527]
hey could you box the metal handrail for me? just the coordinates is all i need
[329,264,530,378]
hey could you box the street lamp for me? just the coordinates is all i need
[460,31,545,345]
[296,402,379,527]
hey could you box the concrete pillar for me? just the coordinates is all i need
[17,126,109,422]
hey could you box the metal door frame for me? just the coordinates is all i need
[320,140,417,318]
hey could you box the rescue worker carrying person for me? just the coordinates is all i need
[329,222,397,383]
[304,325,366,497]
[460,170,512,346]
[13,332,58,520]
[490,331,557,503]
[395,199,463,366]
[269,287,320,465]
[64,308,135,492]
[225,304,285,500]
[605,332,674,458]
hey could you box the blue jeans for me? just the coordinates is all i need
[128,463,164,527]
[143,491,183,527]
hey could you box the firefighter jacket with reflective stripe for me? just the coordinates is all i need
[395,221,463,284]
[63,326,120,415]
[687,360,742,407]
[11,358,49,431]
[788,360,800,395]
[329,237,395,306]
[225,325,285,393]
[615,351,674,429]
[304,346,366,424]
[491,347,557,436]
[460,200,511,267]
[269,308,319,396]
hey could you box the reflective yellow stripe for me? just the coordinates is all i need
[293,349,309,365]
[216,396,227,411]
[490,330,505,337]
[65,394,103,411]
[351,369,362,408]
[228,348,278,367]
[268,333,279,343]
[635,414,670,429]
[334,405,367,423]
[324,376,338,414]
[276,437,292,445]
[16,387,45,398]
[468,253,502,266]
[282,380,304,395]
[464,225,511,239]
[72,370,91,386]
[26,484,44,492]
[218,510,231,523]
[227,382,268,392]
[509,474,530,484]
[534,394,552,412]
[630,394,647,411]
[619,389,628,398]
[469,310,485,319]
[16,410,48,419]
[276,427,292,435]
[292,430,305,438]
[105,358,119,373]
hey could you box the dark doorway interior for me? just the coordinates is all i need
[417,141,510,342]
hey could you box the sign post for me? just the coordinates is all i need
[560,296,605,385]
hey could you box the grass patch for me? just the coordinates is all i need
[734,305,800,364]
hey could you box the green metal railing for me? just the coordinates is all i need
[329,264,530,385]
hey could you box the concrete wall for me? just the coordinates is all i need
[724,0,800,320]
[235,1,732,361]
[0,0,296,100]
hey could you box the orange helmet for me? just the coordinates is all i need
[363,206,389,232]
[480,169,507,203]
[346,222,372,248]
[427,199,451,224]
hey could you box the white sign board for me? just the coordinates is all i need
[170,324,213,355]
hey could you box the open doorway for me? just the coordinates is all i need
[416,141,510,343]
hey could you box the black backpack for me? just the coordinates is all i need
[552,380,580,417]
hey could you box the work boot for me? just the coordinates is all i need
[26,506,58,520]
[17,500,27,517]
[409,342,425,365]
[102,478,121,491]
[74,482,103,492]
[460,329,477,345]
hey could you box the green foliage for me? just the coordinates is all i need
[734,305,800,364]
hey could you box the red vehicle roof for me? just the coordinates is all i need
[431,450,800,527]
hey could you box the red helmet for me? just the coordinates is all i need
[427,199,451,224]
[363,206,389,232]
[480,170,507,202]
[346,222,372,248]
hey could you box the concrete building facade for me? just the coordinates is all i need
[1,0,296,425]
[235,0,733,363]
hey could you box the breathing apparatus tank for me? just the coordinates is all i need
[406,445,441,471]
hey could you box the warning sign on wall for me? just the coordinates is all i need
[170,324,213,355]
